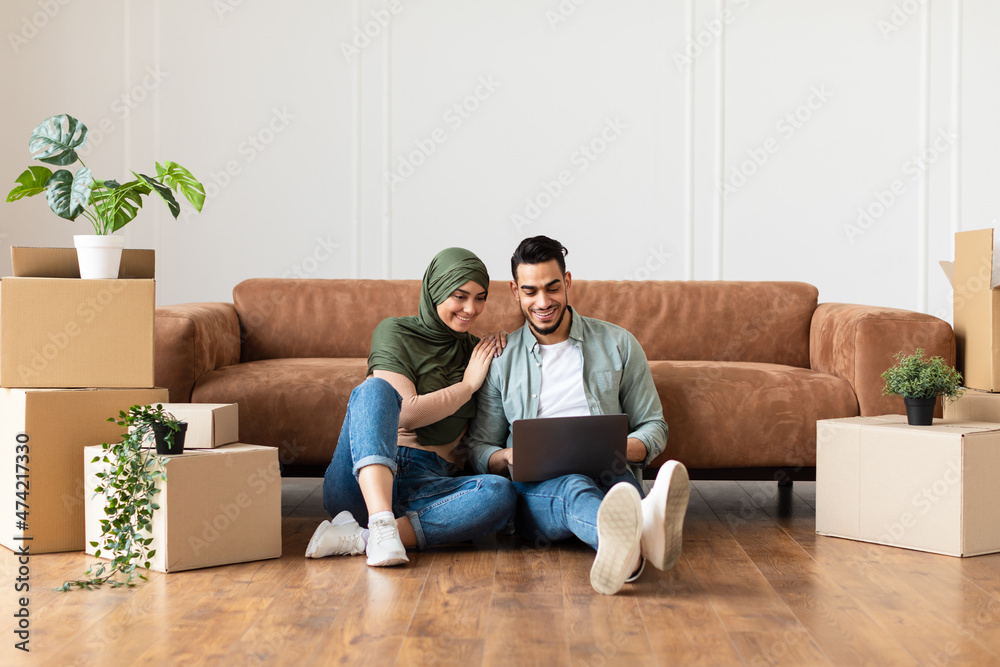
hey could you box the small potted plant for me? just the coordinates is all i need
[6,114,205,279]
[58,404,175,591]
[130,403,188,455]
[882,348,965,425]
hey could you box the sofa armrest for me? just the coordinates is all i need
[155,303,242,402]
[810,303,955,417]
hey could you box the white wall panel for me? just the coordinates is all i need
[152,1,355,303]
[389,1,686,284]
[1,0,131,271]
[1,0,998,323]
[962,1,1000,231]
[724,0,925,311]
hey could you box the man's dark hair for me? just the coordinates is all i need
[511,236,569,280]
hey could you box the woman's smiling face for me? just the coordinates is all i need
[436,280,487,332]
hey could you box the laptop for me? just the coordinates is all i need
[509,414,629,483]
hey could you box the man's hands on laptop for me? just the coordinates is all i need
[488,447,514,476]
[487,437,645,477]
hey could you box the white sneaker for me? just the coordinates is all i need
[305,511,366,558]
[590,482,643,595]
[641,460,690,571]
[366,515,409,567]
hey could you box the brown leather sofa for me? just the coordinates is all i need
[154,279,955,479]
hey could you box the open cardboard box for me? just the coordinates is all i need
[84,443,282,572]
[0,387,168,554]
[0,247,155,388]
[941,228,1000,391]
[816,415,1000,557]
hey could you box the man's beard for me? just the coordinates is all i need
[522,302,569,337]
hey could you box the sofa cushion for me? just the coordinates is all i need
[571,281,818,367]
[649,360,859,469]
[192,358,368,467]
[234,279,524,362]
[233,279,817,366]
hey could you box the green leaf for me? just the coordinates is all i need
[29,115,88,166]
[45,167,93,220]
[6,166,52,202]
[90,179,147,232]
[136,172,180,218]
[156,161,205,212]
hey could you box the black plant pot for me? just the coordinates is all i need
[903,397,937,426]
[151,422,187,455]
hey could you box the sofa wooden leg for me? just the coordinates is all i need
[777,478,793,488]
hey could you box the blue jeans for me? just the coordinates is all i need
[513,470,643,551]
[322,377,517,550]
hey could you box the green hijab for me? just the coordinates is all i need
[367,247,490,446]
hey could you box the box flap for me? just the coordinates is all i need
[954,229,998,391]
[10,247,155,279]
[940,261,954,287]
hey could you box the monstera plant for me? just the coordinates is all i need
[6,114,205,278]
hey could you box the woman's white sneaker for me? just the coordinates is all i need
[305,511,366,558]
[366,515,409,567]
[641,460,690,571]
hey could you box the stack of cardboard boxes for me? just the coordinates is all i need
[1,248,281,572]
[816,229,1000,558]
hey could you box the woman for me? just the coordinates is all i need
[306,247,516,565]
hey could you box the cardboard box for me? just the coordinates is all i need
[0,247,155,388]
[155,403,239,449]
[943,389,1000,422]
[84,443,282,572]
[0,387,168,554]
[949,228,1000,391]
[816,415,1000,557]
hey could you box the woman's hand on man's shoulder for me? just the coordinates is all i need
[483,330,507,358]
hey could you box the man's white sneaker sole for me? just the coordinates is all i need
[590,483,643,596]
[641,460,690,571]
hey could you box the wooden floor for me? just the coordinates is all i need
[5,479,1000,666]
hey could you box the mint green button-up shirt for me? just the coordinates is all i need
[467,307,668,482]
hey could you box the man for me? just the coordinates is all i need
[467,235,690,595]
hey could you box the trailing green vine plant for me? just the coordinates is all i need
[58,405,174,591]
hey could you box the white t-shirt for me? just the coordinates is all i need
[537,339,590,419]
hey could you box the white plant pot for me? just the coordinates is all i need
[74,234,126,279]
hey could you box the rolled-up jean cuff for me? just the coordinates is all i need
[406,511,427,550]
[352,454,397,477]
